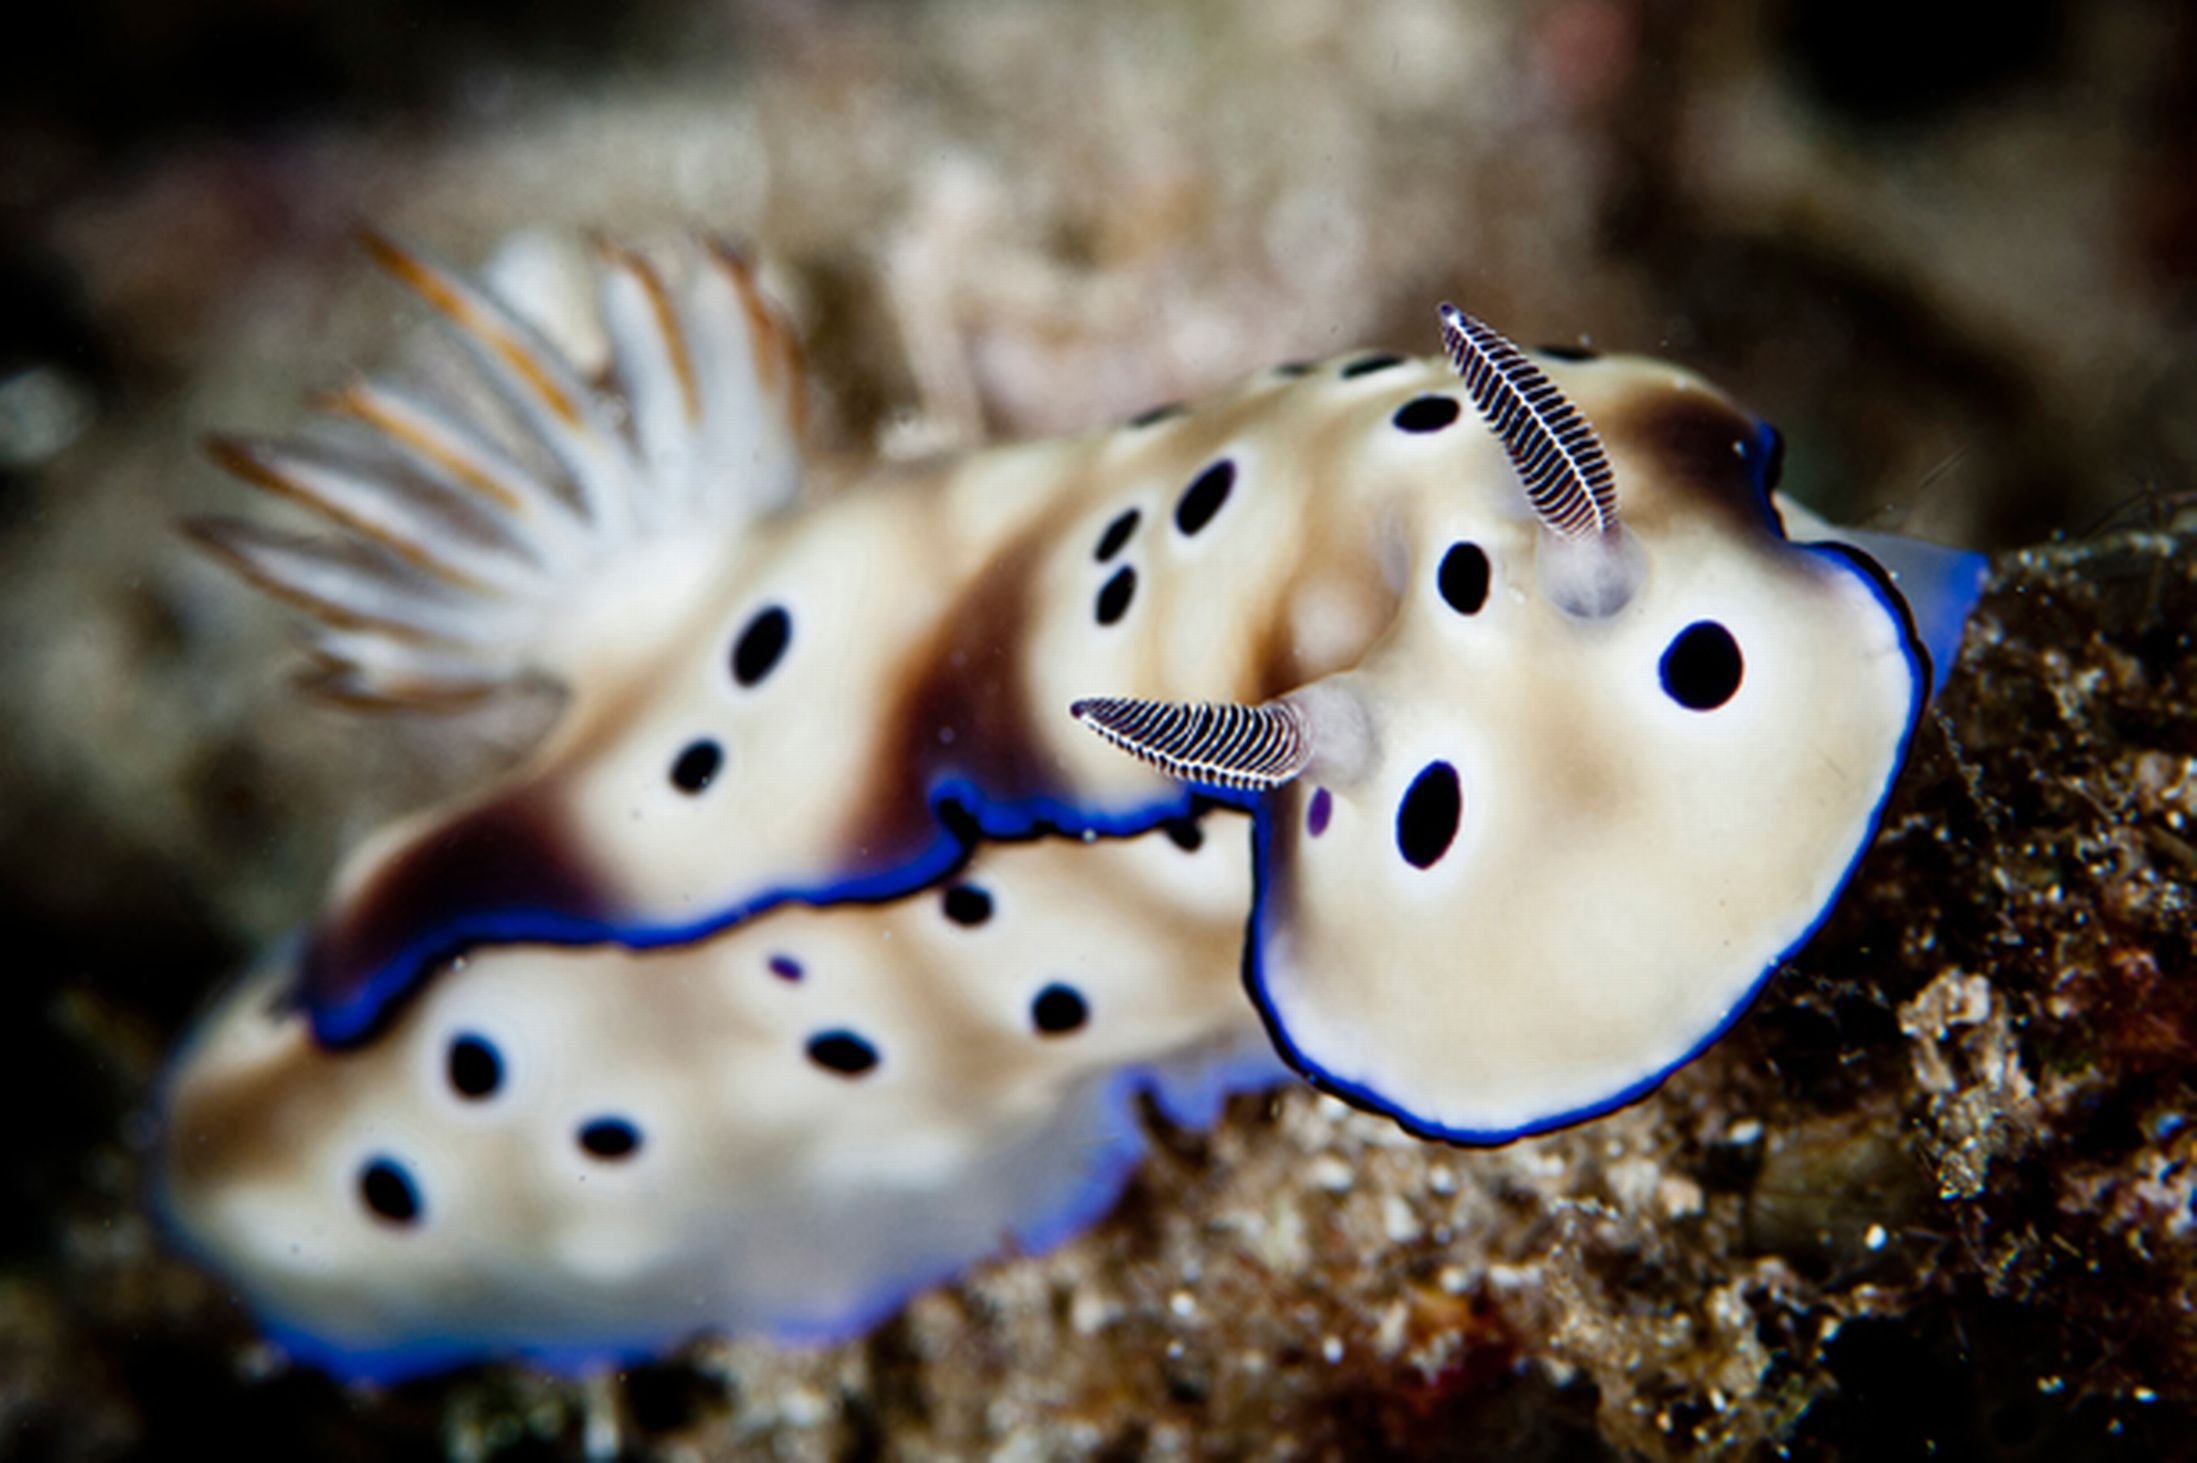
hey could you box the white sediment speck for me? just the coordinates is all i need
[0,366,94,470]
[1069,1285,1118,1335]
[1307,1154,1355,1192]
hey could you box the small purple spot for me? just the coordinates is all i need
[1307,787,1333,838]
[768,954,804,982]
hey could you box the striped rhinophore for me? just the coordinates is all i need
[1438,302,1618,542]
[1069,696,1311,793]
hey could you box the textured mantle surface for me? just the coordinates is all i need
[5,530,2193,1460]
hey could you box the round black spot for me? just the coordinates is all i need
[807,1030,879,1077]
[943,883,994,926]
[447,1034,502,1099]
[1437,542,1490,616]
[1535,342,1599,363]
[1095,566,1137,625]
[670,738,723,794]
[578,1117,642,1160]
[1395,761,1462,870]
[1392,395,1462,433]
[1174,459,1235,536]
[1660,621,1744,710]
[1093,507,1141,562]
[1165,817,1204,852]
[359,1158,421,1225]
[731,605,791,687]
[767,953,804,982]
[1341,353,1404,379]
[1129,401,1185,428]
[1031,982,1089,1035]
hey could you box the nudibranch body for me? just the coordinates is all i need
[163,233,1988,1376]
[162,827,1278,1379]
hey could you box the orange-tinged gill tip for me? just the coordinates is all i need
[707,236,807,437]
[179,516,437,643]
[358,229,585,430]
[320,382,527,514]
[598,241,701,424]
[293,656,496,713]
[202,434,496,594]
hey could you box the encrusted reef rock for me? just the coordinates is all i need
[6,527,2190,1459]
